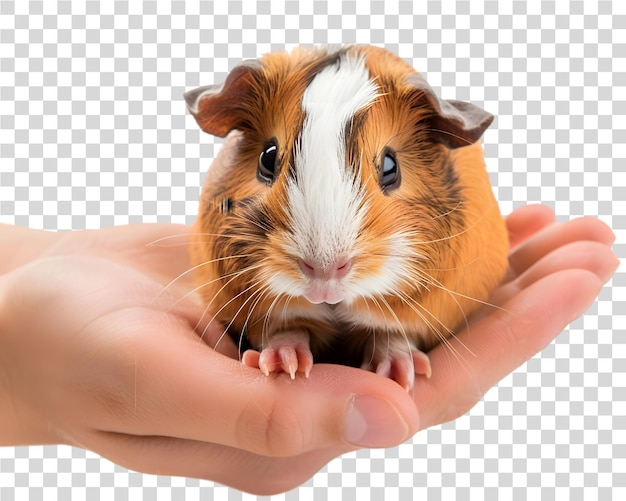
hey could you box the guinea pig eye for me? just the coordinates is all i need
[258,141,278,183]
[380,151,400,191]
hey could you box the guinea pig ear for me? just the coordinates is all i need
[184,60,263,138]
[408,75,494,149]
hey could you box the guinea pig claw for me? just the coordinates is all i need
[412,349,432,379]
[285,345,314,379]
[257,347,281,377]
[396,350,432,391]
[278,346,299,379]
[364,349,432,391]
[256,341,314,379]
[394,356,417,392]
[374,358,392,378]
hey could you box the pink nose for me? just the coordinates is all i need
[298,257,352,281]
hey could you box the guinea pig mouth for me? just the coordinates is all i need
[303,281,345,305]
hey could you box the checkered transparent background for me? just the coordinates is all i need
[1,0,624,499]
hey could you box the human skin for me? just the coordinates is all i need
[0,204,618,494]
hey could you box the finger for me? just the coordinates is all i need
[95,333,419,457]
[491,241,619,307]
[86,432,349,496]
[413,268,604,430]
[505,216,615,282]
[505,204,556,250]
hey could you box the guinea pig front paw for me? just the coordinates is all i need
[361,347,432,391]
[241,331,314,379]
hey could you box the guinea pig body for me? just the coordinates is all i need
[186,46,509,389]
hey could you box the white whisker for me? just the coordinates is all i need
[212,284,267,357]
[363,296,388,367]
[221,282,270,352]
[158,254,253,297]
[199,276,266,345]
[261,293,286,350]
[146,232,220,247]
[193,263,266,333]
[377,293,415,360]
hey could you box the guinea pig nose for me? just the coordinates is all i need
[298,257,352,281]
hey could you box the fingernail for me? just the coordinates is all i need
[344,395,410,448]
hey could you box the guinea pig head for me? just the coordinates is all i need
[185,46,507,344]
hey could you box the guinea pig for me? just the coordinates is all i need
[185,45,509,390]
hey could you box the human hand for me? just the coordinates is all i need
[0,205,617,495]
[0,224,419,495]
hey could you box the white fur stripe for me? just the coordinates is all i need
[286,54,379,266]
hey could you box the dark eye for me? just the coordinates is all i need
[380,151,400,191]
[258,141,278,183]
